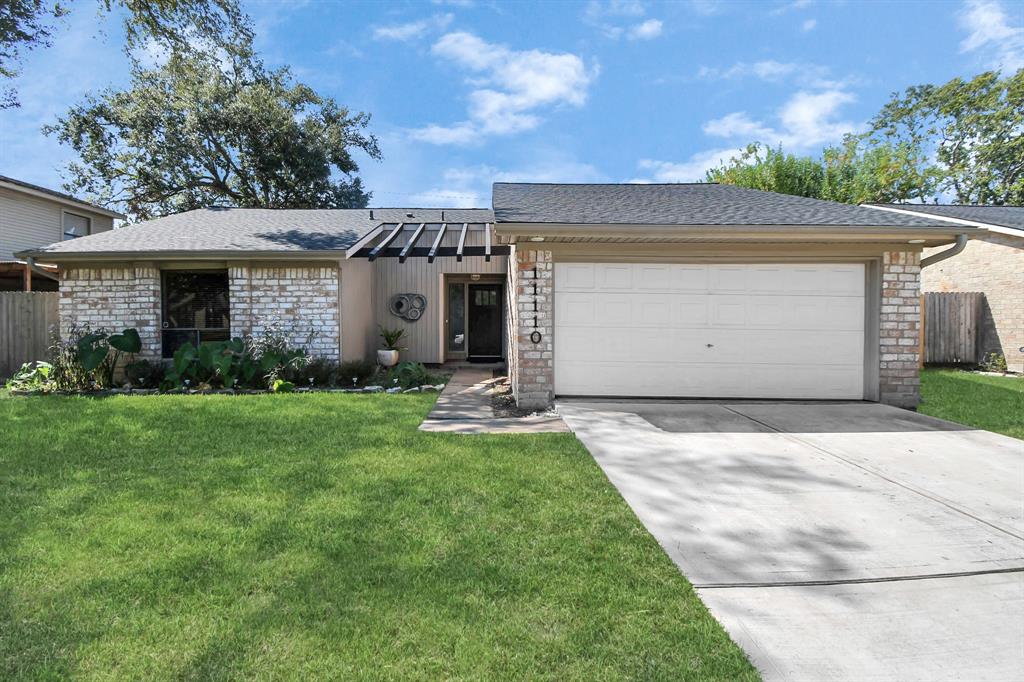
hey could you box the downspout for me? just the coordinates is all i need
[920,234,968,267]
[25,257,60,281]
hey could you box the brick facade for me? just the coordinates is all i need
[228,265,339,359]
[60,264,161,361]
[879,251,922,408]
[923,233,1024,372]
[510,248,554,409]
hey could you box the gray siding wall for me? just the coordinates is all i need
[1,187,114,261]
[371,225,506,363]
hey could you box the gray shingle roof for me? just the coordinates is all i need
[19,207,494,258]
[868,204,1024,233]
[493,183,960,227]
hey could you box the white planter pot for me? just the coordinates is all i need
[377,349,399,367]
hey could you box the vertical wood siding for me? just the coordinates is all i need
[0,292,58,378]
[924,292,983,365]
[371,223,506,363]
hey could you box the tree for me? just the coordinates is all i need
[820,137,939,204]
[867,70,1024,204]
[0,0,250,108]
[45,49,381,220]
[705,144,824,198]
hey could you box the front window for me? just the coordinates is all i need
[63,212,91,240]
[161,271,230,358]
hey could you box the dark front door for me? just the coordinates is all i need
[468,283,502,360]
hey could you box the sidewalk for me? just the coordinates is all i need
[419,367,569,434]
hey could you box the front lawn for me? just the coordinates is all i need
[0,393,756,680]
[920,369,1024,439]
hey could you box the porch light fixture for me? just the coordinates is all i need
[529,236,545,242]
[908,239,926,244]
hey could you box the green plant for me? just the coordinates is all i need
[338,359,378,387]
[48,323,91,391]
[982,352,1008,373]
[379,326,407,351]
[295,357,340,387]
[124,359,166,388]
[384,362,443,390]
[271,378,295,393]
[73,327,143,387]
[5,361,53,391]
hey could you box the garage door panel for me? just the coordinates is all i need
[554,262,866,399]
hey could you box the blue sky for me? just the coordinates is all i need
[1,0,1022,209]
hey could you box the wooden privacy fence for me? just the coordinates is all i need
[922,292,983,366]
[0,292,59,378]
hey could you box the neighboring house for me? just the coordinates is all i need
[17,183,972,409]
[0,175,124,291]
[865,204,1024,373]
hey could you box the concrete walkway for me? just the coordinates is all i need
[559,400,1024,681]
[419,368,568,434]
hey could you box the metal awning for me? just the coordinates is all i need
[345,222,509,263]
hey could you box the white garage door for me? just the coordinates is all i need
[554,262,866,399]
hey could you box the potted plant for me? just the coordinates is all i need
[377,326,406,367]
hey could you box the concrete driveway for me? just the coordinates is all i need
[557,401,1024,681]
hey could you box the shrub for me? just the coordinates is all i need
[383,362,443,390]
[48,323,95,391]
[162,325,309,391]
[338,359,378,387]
[982,352,1008,373]
[294,357,340,388]
[124,359,166,388]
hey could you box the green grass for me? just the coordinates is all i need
[0,393,756,681]
[920,369,1024,439]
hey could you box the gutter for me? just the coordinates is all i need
[920,234,968,267]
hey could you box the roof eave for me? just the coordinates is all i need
[494,222,977,245]
[13,248,359,262]
[862,204,1024,238]
[0,179,126,220]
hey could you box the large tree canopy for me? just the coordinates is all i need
[0,0,250,109]
[46,50,381,220]
[708,70,1023,206]
[867,70,1024,205]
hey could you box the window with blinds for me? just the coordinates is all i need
[161,271,230,357]
[63,212,91,240]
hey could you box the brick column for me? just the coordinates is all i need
[879,251,921,408]
[512,248,554,409]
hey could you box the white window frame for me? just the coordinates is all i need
[62,210,92,240]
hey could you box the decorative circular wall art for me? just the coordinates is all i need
[389,293,427,321]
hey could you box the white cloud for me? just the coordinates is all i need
[585,1,664,41]
[584,0,646,22]
[410,31,597,144]
[697,59,852,89]
[701,89,857,150]
[628,19,664,40]
[372,13,453,42]
[769,0,813,16]
[702,112,775,139]
[801,18,817,32]
[632,148,745,183]
[958,0,1024,71]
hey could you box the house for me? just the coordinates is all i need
[0,175,125,291]
[864,204,1023,373]
[16,183,974,408]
